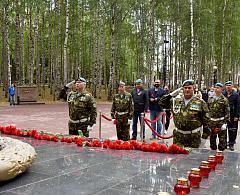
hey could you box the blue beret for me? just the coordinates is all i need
[76,77,86,83]
[225,81,233,85]
[135,79,143,84]
[182,79,194,87]
[215,82,223,87]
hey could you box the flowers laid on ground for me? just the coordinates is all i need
[0,125,189,154]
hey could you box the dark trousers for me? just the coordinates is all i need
[227,118,238,146]
[132,112,145,139]
[9,95,15,105]
[165,110,171,130]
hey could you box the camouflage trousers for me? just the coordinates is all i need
[210,129,226,151]
[173,129,201,148]
[68,122,89,137]
[116,115,130,141]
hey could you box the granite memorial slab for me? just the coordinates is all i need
[0,135,240,195]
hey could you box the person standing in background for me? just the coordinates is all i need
[131,79,149,140]
[208,83,230,151]
[148,79,166,139]
[223,81,240,151]
[111,81,134,141]
[8,84,15,106]
[163,85,171,134]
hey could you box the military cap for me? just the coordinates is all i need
[182,79,194,87]
[225,81,233,86]
[76,77,86,83]
[135,79,143,84]
[119,81,125,86]
[215,82,223,88]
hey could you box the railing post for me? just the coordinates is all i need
[99,110,102,140]
[140,112,144,142]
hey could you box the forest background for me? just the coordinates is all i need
[0,0,240,101]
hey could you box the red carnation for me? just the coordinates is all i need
[66,138,72,143]
[77,141,83,146]
[92,140,101,147]
[85,141,92,147]
[122,142,131,150]
[115,140,121,144]
[108,142,115,149]
[159,144,167,153]
[103,143,108,148]
[103,140,111,146]
[19,130,24,136]
[150,142,158,147]
[32,129,38,137]
[0,126,6,133]
[60,137,65,142]
[53,136,59,142]
[27,131,33,137]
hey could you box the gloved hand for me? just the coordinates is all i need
[221,124,227,130]
[112,119,115,122]
[128,119,132,125]
[87,126,93,131]
[170,87,182,97]
[66,80,75,88]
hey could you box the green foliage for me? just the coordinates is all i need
[0,0,239,90]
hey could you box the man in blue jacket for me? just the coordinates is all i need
[223,81,240,151]
[8,84,15,106]
[148,79,166,139]
[131,79,149,140]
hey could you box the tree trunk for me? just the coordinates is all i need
[15,0,21,85]
[63,0,69,84]
[108,3,117,100]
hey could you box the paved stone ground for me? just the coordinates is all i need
[1,103,240,195]
[0,102,239,152]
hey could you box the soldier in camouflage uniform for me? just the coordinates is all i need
[111,81,133,141]
[208,83,230,151]
[59,77,97,136]
[159,80,210,148]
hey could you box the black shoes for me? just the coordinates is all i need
[229,146,234,151]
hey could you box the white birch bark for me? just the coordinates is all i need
[189,0,194,77]
[63,0,69,83]
[221,0,227,80]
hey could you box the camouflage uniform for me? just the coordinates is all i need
[111,92,133,141]
[208,94,230,151]
[67,90,97,136]
[160,95,210,148]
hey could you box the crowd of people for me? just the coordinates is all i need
[58,77,240,151]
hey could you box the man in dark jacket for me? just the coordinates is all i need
[223,81,240,151]
[148,79,166,139]
[131,79,149,140]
